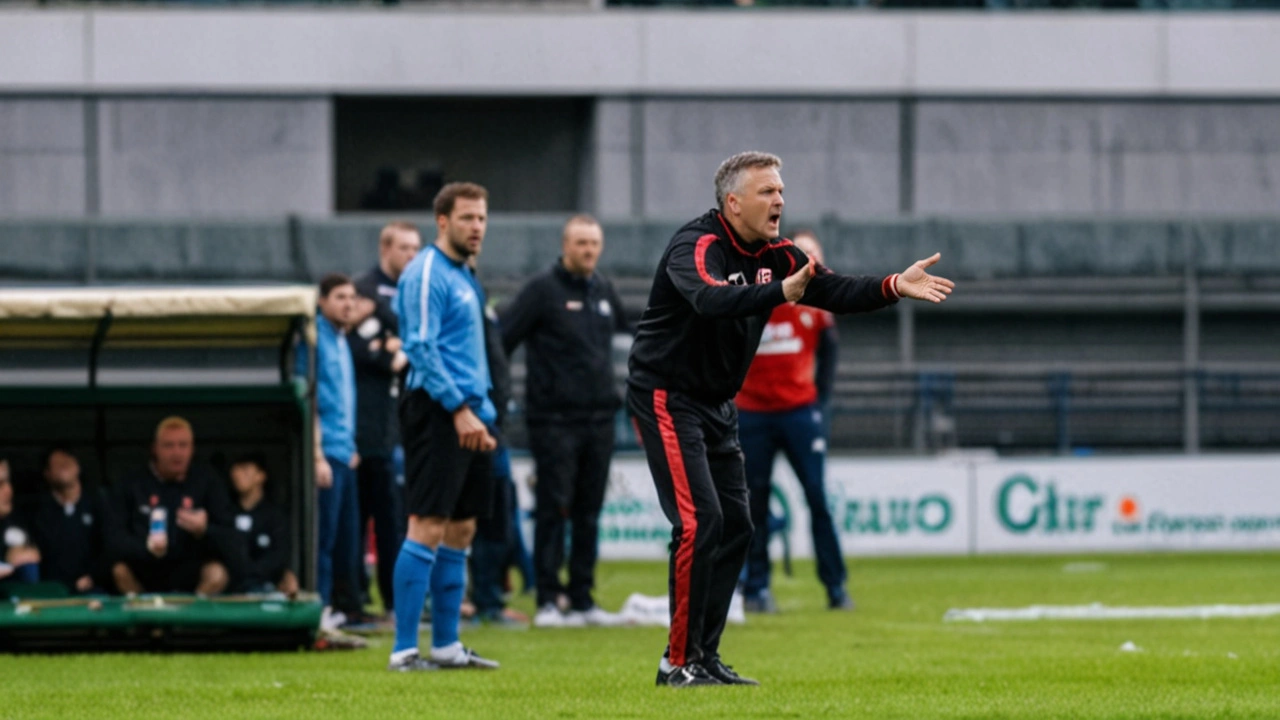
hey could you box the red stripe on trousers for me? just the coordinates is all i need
[654,389,697,667]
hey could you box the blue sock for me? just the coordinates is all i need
[391,540,435,654]
[430,545,468,650]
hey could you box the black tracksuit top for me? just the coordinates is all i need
[627,209,899,405]
[23,488,112,590]
[351,266,401,456]
[232,498,291,588]
[501,262,631,422]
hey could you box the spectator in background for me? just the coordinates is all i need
[24,448,111,594]
[301,274,362,628]
[501,214,631,628]
[0,459,41,588]
[735,230,852,613]
[228,453,298,595]
[350,221,420,620]
[109,417,237,596]
[356,221,421,330]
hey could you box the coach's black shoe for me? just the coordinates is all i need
[665,662,723,688]
[706,656,760,686]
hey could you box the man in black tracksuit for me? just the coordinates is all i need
[349,221,421,616]
[501,214,632,625]
[627,152,954,688]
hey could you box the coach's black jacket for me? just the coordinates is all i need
[501,262,631,423]
[627,209,899,405]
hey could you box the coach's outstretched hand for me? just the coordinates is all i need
[897,253,954,304]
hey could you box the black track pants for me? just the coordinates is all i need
[627,386,753,667]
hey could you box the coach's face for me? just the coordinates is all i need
[727,166,785,243]
[439,198,488,259]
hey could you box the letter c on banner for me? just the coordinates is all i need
[998,474,1039,533]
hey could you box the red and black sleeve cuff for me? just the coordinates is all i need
[881,273,902,301]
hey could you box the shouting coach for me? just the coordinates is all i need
[627,151,954,688]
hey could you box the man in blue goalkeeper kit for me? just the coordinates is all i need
[387,182,500,672]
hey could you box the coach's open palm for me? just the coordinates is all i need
[897,254,954,303]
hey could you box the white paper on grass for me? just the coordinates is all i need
[617,592,746,628]
[944,603,1280,622]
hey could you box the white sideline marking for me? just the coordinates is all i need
[944,603,1280,622]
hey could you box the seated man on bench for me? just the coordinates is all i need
[109,417,237,596]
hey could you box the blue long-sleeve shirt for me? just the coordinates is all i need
[395,244,496,426]
[297,313,357,463]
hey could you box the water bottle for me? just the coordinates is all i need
[149,506,168,540]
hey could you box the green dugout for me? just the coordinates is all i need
[0,287,324,651]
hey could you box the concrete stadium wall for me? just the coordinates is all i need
[96,98,331,217]
[914,101,1280,215]
[593,98,1280,218]
[0,97,330,218]
[593,98,902,219]
[0,99,87,216]
[8,96,1280,219]
[5,11,1280,218]
[3,10,1280,96]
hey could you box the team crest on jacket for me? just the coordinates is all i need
[756,268,773,284]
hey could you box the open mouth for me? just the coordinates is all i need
[768,213,781,225]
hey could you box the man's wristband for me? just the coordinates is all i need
[882,274,903,301]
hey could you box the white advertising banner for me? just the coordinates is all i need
[512,453,972,560]
[512,453,1280,559]
[974,456,1280,553]
[775,457,972,557]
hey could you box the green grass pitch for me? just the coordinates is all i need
[2,553,1278,719]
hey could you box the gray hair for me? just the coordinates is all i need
[714,151,782,210]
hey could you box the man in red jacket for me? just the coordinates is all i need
[736,230,852,614]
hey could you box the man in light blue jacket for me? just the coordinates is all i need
[298,274,360,627]
[387,182,500,672]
